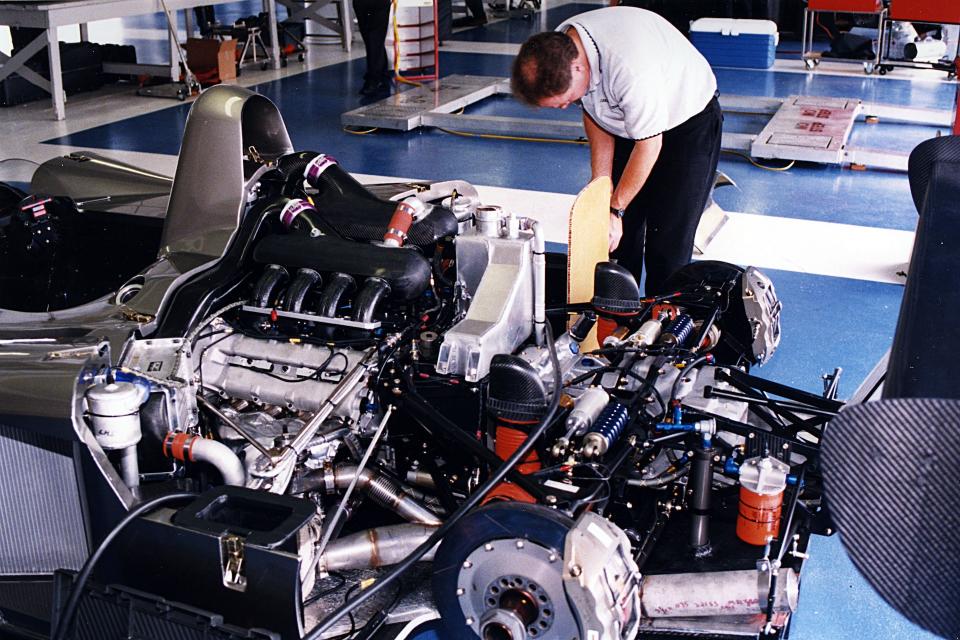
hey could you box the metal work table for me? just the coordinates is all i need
[0,0,281,120]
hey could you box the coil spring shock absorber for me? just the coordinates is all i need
[582,401,629,458]
[661,314,694,348]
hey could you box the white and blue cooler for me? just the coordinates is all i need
[690,18,779,69]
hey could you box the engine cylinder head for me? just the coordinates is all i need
[582,401,628,458]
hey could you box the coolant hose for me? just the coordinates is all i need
[163,432,246,486]
[317,272,356,318]
[351,277,391,324]
[283,268,322,313]
[252,264,288,308]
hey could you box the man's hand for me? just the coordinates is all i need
[609,212,623,252]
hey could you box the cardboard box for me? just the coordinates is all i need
[184,38,237,84]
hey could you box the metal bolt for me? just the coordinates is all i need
[545,495,557,505]
[466,617,475,625]
[548,553,558,563]
[569,564,582,577]
[782,443,790,450]
[456,588,465,596]
[516,540,525,549]
[484,544,494,552]
[748,433,756,439]
[713,455,721,462]
[463,561,473,569]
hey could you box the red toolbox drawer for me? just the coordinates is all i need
[890,0,960,23]
[807,0,882,12]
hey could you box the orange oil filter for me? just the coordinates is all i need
[736,455,790,546]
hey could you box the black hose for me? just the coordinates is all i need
[318,272,356,318]
[351,277,391,324]
[283,268,322,313]
[252,264,288,308]
[52,492,196,640]
[302,322,563,640]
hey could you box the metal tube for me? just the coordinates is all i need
[190,438,246,486]
[520,218,546,347]
[317,524,439,573]
[331,465,442,526]
[640,569,799,618]
[196,395,273,459]
[689,446,716,550]
[119,446,140,489]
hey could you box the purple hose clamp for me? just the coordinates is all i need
[304,154,338,184]
[280,198,315,228]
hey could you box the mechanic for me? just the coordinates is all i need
[354,0,391,96]
[511,7,722,295]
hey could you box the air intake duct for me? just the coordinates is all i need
[352,277,391,324]
[283,268,321,313]
[278,152,459,246]
[252,264,288,308]
[486,355,549,503]
[487,355,550,423]
[254,234,430,300]
[592,262,642,315]
[592,262,642,345]
[318,272,356,317]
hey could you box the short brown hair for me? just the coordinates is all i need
[511,31,578,105]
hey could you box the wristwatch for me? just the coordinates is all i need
[610,206,626,219]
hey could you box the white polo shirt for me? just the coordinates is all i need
[557,7,717,140]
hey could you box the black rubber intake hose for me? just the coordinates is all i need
[283,268,321,313]
[254,234,430,300]
[276,151,322,194]
[252,264,288,308]
[352,277,391,324]
[318,272,356,317]
[487,354,549,423]
[592,261,642,315]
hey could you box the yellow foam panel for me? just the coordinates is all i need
[566,176,612,352]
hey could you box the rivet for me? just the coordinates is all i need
[463,561,473,569]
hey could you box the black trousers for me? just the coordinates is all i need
[610,95,723,296]
[353,0,391,82]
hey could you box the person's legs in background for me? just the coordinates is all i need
[353,0,392,95]
[611,97,723,296]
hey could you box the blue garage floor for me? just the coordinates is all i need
[30,2,954,638]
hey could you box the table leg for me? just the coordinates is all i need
[265,0,282,70]
[46,25,65,121]
[184,8,195,39]
[165,5,180,81]
[341,0,352,53]
[79,23,90,42]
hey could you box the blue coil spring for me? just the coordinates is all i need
[589,401,630,447]
[664,314,694,347]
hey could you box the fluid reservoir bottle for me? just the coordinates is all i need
[736,455,790,546]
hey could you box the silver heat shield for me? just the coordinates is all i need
[436,233,534,382]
